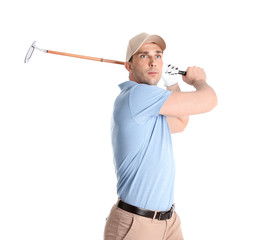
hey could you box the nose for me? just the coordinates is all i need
[149,56,156,67]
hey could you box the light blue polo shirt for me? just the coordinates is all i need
[111,80,175,211]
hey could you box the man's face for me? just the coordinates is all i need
[126,43,163,85]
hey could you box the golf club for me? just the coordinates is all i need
[24,41,186,75]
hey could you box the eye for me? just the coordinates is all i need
[156,55,162,59]
[140,55,146,59]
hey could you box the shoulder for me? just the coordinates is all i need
[129,84,171,118]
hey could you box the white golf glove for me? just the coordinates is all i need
[162,64,181,87]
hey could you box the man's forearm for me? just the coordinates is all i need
[192,80,218,109]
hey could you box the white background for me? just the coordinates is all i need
[1,0,264,239]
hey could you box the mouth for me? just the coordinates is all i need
[148,71,159,75]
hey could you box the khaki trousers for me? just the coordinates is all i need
[104,202,184,240]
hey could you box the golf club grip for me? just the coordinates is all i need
[178,70,186,75]
[47,50,125,65]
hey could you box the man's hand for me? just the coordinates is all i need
[162,64,181,87]
[182,66,207,86]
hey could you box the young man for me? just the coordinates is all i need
[104,32,217,240]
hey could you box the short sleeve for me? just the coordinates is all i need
[129,84,171,124]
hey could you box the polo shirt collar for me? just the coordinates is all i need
[119,80,138,90]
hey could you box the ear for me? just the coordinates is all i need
[125,62,132,72]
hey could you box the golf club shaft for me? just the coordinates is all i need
[47,50,125,65]
[26,41,186,75]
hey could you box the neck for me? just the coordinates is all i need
[129,74,140,84]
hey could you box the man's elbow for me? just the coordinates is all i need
[210,91,218,111]
[204,90,218,113]
[171,125,187,134]
[171,117,189,134]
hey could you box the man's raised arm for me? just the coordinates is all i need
[160,66,218,117]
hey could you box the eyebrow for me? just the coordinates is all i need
[137,50,163,55]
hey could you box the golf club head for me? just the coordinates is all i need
[24,41,36,63]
